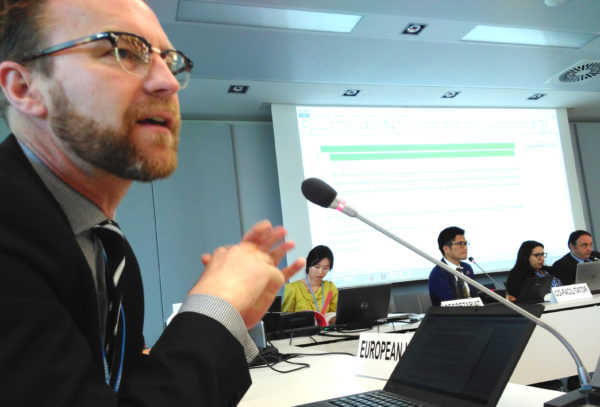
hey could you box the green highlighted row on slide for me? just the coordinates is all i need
[320,143,515,161]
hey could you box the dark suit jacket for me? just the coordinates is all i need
[428,260,478,306]
[0,135,250,406]
[552,251,600,286]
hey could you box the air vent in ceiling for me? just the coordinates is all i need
[546,60,600,84]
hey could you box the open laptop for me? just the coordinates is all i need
[575,261,600,293]
[516,275,554,304]
[333,284,392,330]
[297,303,542,407]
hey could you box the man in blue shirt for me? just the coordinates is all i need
[428,226,479,306]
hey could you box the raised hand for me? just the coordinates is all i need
[192,220,305,327]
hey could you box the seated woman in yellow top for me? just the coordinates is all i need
[282,245,338,314]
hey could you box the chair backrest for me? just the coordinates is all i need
[389,292,423,314]
[416,292,432,313]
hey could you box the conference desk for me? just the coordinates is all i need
[267,294,600,385]
[511,294,600,384]
[240,342,564,406]
[242,294,600,405]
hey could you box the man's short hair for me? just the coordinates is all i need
[0,0,53,120]
[437,226,465,255]
[568,230,592,247]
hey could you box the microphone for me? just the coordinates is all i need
[468,256,500,290]
[301,177,357,217]
[301,177,597,405]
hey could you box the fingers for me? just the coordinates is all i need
[269,240,295,266]
[241,220,273,245]
[242,220,296,265]
[190,240,304,328]
[243,220,286,250]
[257,225,287,252]
[282,257,306,282]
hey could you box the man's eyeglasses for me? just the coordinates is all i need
[21,31,194,89]
[449,241,469,248]
[531,252,548,258]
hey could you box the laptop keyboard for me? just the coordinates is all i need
[328,390,424,407]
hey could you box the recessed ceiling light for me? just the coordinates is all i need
[178,2,362,34]
[544,0,569,6]
[401,23,427,35]
[343,89,360,97]
[462,25,597,48]
[228,85,249,94]
[441,91,461,98]
[528,93,546,100]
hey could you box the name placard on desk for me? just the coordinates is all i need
[440,297,484,307]
[550,283,592,303]
[355,332,414,379]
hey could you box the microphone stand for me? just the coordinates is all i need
[327,196,597,406]
[469,257,501,290]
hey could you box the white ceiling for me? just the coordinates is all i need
[147,0,600,122]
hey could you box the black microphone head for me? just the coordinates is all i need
[468,256,475,262]
[301,178,337,208]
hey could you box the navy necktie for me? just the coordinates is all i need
[93,219,126,390]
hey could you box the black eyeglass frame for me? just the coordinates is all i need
[448,241,470,247]
[531,252,548,258]
[21,31,194,88]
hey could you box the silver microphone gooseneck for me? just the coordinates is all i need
[468,256,501,290]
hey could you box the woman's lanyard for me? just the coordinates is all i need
[306,275,325,312]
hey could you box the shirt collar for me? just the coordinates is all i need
[18,141,106,233]
[443,257,462,269]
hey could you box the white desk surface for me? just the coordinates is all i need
[541,293,600,312]
[240,348,564,407]
[511,294,600,384]
[273,294,600,385]
[240,294,600,405]
[272,319,420,355]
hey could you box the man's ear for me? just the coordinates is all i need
[0,61,48,118]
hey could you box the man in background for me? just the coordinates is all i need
[552,230,600,285]
[0,0,304,405]
[428,226,479,306]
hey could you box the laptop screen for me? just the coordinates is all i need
[384,305,541,407]
[576,261,600,291]
[517,275,554,303]
[335,284,392,328]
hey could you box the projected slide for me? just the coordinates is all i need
[273,106,584,287]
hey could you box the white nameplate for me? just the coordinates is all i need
[550,284,592,303]
[355,332,415,379]
[440,297,484,307]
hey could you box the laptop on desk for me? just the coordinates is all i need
[516,275,554,304]
[297,303,542,407]
[576,261,600,293]
[333,284,392,330]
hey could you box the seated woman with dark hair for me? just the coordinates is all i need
[281,245,338,314]
[506,240,562,300]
